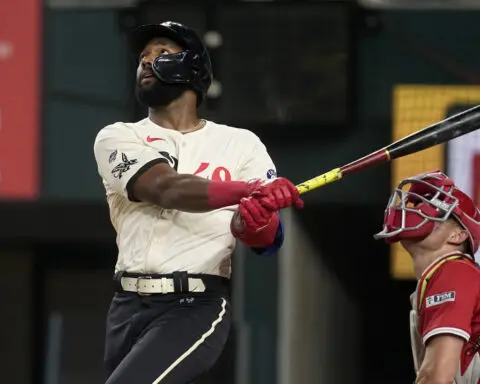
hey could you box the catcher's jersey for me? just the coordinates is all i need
[93,118,277,277]
[410,252,480,384]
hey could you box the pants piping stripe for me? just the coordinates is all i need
[152,297,227,383]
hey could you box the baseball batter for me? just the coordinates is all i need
[374,170,480,384]
[93,21,303,384]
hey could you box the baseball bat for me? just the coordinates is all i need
[296,104,480,195]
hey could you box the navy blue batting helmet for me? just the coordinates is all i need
[128,21,213,105]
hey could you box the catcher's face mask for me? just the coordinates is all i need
[373,171,459,243]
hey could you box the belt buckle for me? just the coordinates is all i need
[136,276,153,296]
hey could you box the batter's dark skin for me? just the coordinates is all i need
[136,37,201,133]
[130,37,224,212]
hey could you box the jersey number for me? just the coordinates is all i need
[193,162,232,181]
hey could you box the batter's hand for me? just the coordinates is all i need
[231,197,279,248]
[237,197,274,231]
[251,177,304,211]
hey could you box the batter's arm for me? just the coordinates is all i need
[94,124,255,213]
[415,335,463,384]
[129,163,254,212]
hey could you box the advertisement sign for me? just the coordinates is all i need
[447,122,480,207]
[0,0,41,199]
[391,85,480,279]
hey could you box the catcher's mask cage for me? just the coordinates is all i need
[374,170,480,254]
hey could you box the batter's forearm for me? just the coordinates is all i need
[151,174,252,212]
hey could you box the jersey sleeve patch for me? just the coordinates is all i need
[266,168,277,179]
[111,152,139,180]
[425,291,456,308]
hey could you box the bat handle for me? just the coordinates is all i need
[296,168,343,195]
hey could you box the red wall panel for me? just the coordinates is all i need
[0,0,41,199]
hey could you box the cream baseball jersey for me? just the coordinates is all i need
[409,253,480,383]
[93,118,278,277]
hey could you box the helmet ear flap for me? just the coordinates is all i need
[128,21,213,106]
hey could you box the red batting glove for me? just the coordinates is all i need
[207,179,262,209]
[230,197,280,248]
[251,177,304,211]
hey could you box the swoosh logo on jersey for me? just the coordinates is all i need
[147,135,165,142]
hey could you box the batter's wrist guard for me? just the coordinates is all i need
[207,180,260,209]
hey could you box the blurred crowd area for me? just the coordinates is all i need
[1,0,480,383]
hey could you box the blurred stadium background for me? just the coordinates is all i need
[1,0,480,383]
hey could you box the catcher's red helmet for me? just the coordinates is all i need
[374,170,480,253]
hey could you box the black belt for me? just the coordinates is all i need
[114,271,230,295]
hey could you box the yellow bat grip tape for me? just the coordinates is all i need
[295,168,343,195]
